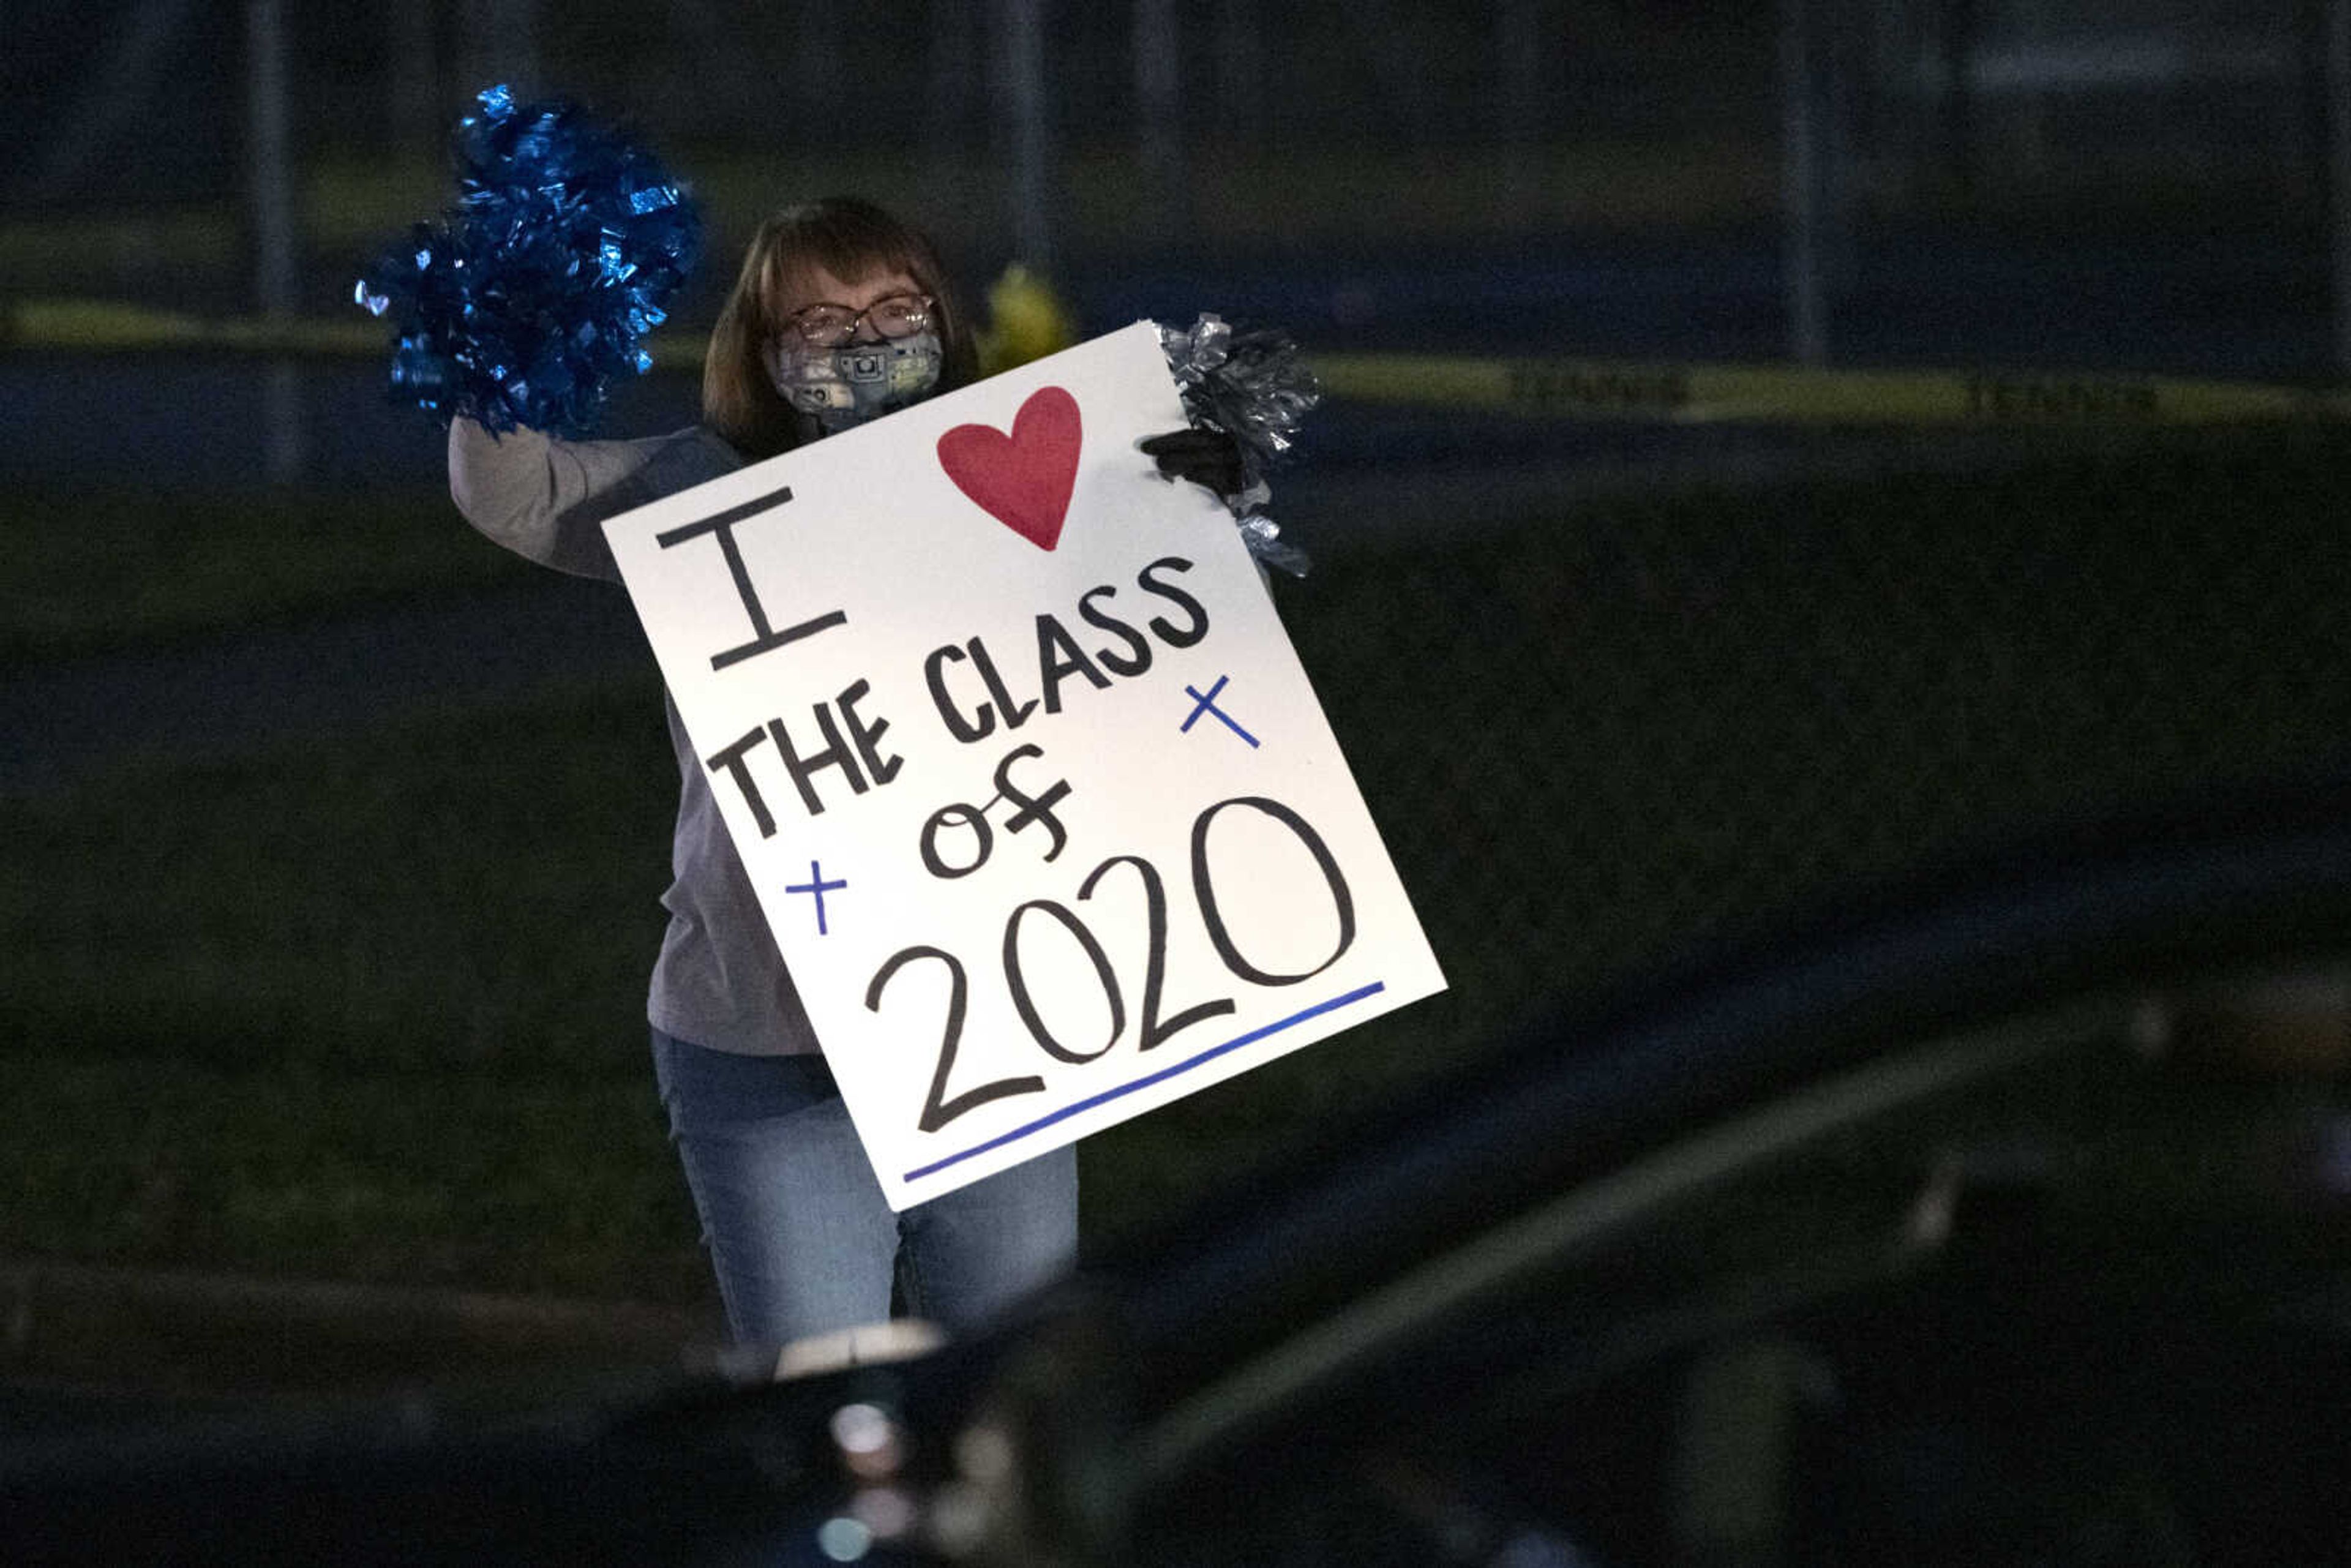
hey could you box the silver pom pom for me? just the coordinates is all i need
[1161,313,1321,576]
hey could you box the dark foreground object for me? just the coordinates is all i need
[7,781,2351,1565]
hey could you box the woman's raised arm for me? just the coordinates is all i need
[447,418,739,583]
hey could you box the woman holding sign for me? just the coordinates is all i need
[427,179,1259,1355]
[444,197,1053,1353]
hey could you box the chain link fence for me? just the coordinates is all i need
[12,0,2351,1110]
[1281,423,2351,1065]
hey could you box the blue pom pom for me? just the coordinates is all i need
[355,85,700,438]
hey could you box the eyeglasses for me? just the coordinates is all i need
[781,293,935,348]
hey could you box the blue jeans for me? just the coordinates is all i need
[651,1028,1079,1349]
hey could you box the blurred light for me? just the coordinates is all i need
[924,1481,988,1558]
[954,1422,1015,1484]
[1905,1155,1960,1248]
[831,1401,904,1481]
[852,1486,917,1540]
[816,1517,872,1562]
[830,1402,894,1456]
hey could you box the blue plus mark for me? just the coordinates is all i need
[1180,675,1260,748]
[785,861,847,935]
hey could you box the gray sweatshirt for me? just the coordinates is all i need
[448,418,820,1056]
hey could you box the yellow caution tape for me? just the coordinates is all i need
[4,298,386,359]
[9,296,2348,426]
[0,296,706,370]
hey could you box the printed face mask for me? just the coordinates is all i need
[765,331,944,434]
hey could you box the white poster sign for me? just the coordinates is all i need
[605,323,1445,1209]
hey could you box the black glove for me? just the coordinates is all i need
[1138,427,1248,501]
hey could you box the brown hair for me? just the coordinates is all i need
[702,196,978,460]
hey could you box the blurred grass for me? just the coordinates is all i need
[0,658,1471,1297]
[1,1054,707,1304]
[10,425,2351,1300]
[0,678,702,1298]
[0,486,523,665]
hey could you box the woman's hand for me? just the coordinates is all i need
[1138,428,1248,501]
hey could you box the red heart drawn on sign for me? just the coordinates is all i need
[936,385,1083,551]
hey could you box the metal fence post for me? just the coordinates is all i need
[388,2,440,165]
[1134,0,1184,240]
[2328,0,2351,377]
[247,0,302,486]
[1000,0,1059,274]
[1781,0,1832,366]
[1498,0,1544,207]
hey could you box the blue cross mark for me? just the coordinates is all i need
[1180,675,1260,748]
[785,861,849,936]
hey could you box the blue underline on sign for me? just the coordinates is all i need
[902,980,1388,1184]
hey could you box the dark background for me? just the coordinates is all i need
[6,0,2351,1401]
